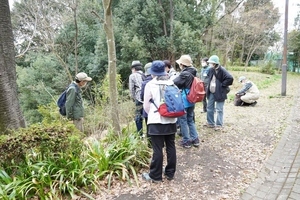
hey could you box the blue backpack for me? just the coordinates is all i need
[57,84,78,116]
[150,84,185,118]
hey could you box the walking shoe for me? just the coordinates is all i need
[250,101,257,107]
[203,123,215,128]
[214,126,223,131]
[192,138,200,147]
[179,140,192,148]
[142,173,161,183]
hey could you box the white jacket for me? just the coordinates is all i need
[143,78,177,125]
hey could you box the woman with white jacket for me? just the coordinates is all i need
[142,60,177,182]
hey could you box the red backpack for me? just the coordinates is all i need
[186,77,206,103]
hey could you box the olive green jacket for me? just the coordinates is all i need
[65,82,84,120]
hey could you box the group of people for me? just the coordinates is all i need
[63,55,260,183]
[129,54,261,183]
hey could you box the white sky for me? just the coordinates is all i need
[8,0,299,33]
[272,0,299,32]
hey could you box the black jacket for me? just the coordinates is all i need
[173,67,197,89]
[206,66,233,101]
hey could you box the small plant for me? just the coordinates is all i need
[86,126,151,188]
[260,61,276,75]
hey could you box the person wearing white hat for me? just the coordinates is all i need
[65,72,92,132]
[236,76,260,106]
[173,54,200,148]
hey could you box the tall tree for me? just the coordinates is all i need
[101,0,120,133]
[0,0,26,133]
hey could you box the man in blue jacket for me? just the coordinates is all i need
[204,55,233,131]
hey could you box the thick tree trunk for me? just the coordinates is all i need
[102,0,120,133]
[0,0,26,133]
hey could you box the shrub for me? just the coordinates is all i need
[260,61,276,75]
[0,122,84,167]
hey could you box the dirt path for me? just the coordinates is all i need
[97,72,299,200]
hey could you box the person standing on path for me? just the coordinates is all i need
[142,60,177,182]
[140,62,153,146]
[129,61,145,135]
[200,57,210,113]
[173,55,200,148]
[204,55,233,131]
[65,72,92,132]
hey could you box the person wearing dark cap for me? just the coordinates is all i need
[173,55,200,148]
[142,60,177,183]
[164,60,178,80]
[200,57,210,113]
[66,72,92,132]
[129,61,145,135]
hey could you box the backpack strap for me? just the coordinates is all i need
[149,84,165,113]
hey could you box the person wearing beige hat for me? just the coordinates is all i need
[173,55,200,148]
[65,72,92,132]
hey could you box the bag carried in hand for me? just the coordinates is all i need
[186,77,206,103]
[150,84,185,118]
[57,84,78,116]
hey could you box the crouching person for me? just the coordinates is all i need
[236,76,259,106]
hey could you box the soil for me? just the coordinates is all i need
[94,72,299,200]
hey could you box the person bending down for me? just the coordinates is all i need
[236,76,260,106]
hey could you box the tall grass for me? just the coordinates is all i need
[0,127,150,199]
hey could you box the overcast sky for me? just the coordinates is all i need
[8,0,299,32]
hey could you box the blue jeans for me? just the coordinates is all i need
[207,93,225,126]
[135,100,143,134]
[179,106,198,143]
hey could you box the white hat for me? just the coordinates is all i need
[239,76,246,83]
[76,72,92,81]
[176,55,192,66]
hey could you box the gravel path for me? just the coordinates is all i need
[96,72,300,200]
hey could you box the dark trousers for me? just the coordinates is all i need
[202,93,207,112]
[149,134,176,181]
[135,100,143,134]
[144,117,152,147]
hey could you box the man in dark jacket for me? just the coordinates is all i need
[173,55,200,148]
[204,55,233,131]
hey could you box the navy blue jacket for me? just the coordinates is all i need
[206,66,233,102]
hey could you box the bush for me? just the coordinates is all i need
[0,122,84,167]
[260,61,276,75]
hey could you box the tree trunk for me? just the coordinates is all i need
[0,0,26,133]
[102,0,120,133]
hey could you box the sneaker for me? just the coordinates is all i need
[250,101,257,107]
[192,138,200,147]
[203,123,215,128]
[142,173,161,183]
[214,126,223,131]
[179,140,192,148]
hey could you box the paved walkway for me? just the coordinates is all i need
[241,90,300,199]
